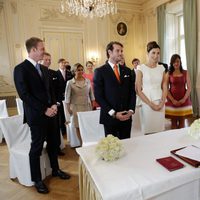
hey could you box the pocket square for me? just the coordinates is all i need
[53,77,57,80]
[124,75,130,78]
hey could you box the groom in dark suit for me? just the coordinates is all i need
[94,41,136,139]
[14,37,70,194]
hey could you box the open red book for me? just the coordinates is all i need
[156,156,185,171]
[171,147,200,168]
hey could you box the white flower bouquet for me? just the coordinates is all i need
[96,134,123,161]
[188,119,200,139]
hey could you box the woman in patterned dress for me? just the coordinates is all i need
[165,54,193,129]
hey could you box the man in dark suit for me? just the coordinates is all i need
[41,52,65,156]
[93,41,136,139]
[56,59,73,135]
[14,37,70,194]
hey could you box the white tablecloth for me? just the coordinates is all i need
[76,128,200,200]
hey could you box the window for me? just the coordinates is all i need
[165,0,187,69]
[178,15,187,69]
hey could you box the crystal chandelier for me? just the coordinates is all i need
[60,0,117,18]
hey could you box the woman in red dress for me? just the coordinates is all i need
[83,61,99,109]
[83,61,94,89]
[165,54,193,129]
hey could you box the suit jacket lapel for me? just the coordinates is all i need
[40,66,49,90]
[57,70,66,83]
[119,65,125,84]
[25,60,44,82]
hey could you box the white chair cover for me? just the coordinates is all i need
[16,98,24,115]
[0,99,8,117]
[60,132,65,150]
[77,110,105,146]
[0,99,9,143]
[0,115,51,186]
[62,101,80,147]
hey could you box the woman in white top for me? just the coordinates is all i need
[65,63,95,145]
[136,41,168,134]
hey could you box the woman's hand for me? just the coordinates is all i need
[171,99,181,106]
[149,101,163,111]
[149,102,159,111]
[68,108,73,115]
[91,100,96,110]
[178,98,186,105]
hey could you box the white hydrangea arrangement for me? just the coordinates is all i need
[96,134,123,161]
[188,119,200,139]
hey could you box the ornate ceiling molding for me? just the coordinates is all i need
[110,11,134,25]
[40,7,83,23]
[40,8,60,20]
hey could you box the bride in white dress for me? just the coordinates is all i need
[136,41,168,134]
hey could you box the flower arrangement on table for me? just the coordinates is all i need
[96,134,123,161]
[188,118,200,139]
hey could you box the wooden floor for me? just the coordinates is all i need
[0,117,196,200]
[0,139,79,200]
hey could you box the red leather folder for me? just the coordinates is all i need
[171,147,200,168]
[156,156,185,171]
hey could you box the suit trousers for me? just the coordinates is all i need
[103,119,132,140]
[54,115,61,152]
[29,116,59,182]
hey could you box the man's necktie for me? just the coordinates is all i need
[114,64,120,83]
[35,63,42,77]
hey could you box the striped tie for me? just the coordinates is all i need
[35,63,42,77]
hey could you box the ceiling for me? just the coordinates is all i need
[118,0,149,5]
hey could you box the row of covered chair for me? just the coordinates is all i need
[1,97,142,186]
[0,115,51,186]
[77,108,143,146]
[0,99,9,143]
[7,98,142,148]
[62,100,143,147]
[62,101,105,147]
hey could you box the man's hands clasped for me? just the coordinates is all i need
[115,110,133,121]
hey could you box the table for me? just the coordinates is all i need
[76,128,200,200]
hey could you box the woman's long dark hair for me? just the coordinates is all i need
[169,54,183,74]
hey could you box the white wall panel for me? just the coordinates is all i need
[0,0,200,95]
